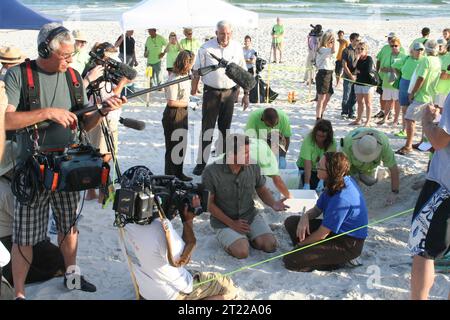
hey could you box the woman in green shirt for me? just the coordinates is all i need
[297,120,336,190]
[164,32,181,75]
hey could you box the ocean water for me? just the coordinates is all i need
[21,0,450,21]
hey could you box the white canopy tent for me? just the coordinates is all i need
[120,0,259,31]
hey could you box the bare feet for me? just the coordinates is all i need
[349,120,361,125]
[85,189,98,200]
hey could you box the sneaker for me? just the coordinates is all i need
[176,173,193,182]
[346,258,363,268]
[192,164,206,176]
[341,113,348,120]
[64,274,97,293]
[348,114,356,120]
[394,130,407,139]
[373,111,384,118]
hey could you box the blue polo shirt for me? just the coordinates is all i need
[316,176,368,239]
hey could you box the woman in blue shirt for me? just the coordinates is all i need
[283,152,368,272]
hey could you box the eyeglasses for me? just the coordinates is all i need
[186,33,193,35]
[54,50,76,60]
[390,45,399,48]
[356,48,364,51]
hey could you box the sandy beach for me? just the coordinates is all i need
[1,17,449,300]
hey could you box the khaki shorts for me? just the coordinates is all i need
[405,100,429,122]
[214,214,273,249]
[382,88,399,101]
[86,119,119,155]
[434,93,448,109]
[177,271,237,300]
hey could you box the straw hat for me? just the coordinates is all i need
[0,142,19,176]
[0,47,25,65]
[351,132,382,163]
[72,30,87,42]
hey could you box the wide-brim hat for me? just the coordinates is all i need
[72,30,87,42]
[0,47,25,64]
[0,142,19,176]
[351,131,382,163]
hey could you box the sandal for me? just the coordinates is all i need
[377,119,385,125]
[395,147,413,155]
[412,142,422,150]
[349,120,361,126]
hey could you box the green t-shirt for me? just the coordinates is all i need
[70,49,90,75]
[272,24,284,44]
[145,35,167,65]
[377,48,407,89]
[165,44,180,69]
[410,37,428,49]
[250,138,279,176]
[392,55,423,81]
[342,128,397,175]
[436,53,450,95]
[414,55,442,103]
[4,64,88,160]
[296,134,337,169]
[179,38,201,54]
[245,108,292,140]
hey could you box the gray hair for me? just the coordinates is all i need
[216,20,232,31]
[37,23,74,51]
[424,39,439,56]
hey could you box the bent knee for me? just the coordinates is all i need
[227,240,249,259]
[253,234,277,253]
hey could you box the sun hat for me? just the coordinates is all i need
[386,32,397,38]
[424,39,439,54]
[72,30,87,42]
[0,47,25,65]
[412,42,425,51]
[351,132,382,163]
[0,141,19,176]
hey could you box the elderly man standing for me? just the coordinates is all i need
[409,97,450,300]
[271,17,284,64]
[179,27,201,55]
[342,128,400,206]
[144,28,167,88]
[4,23,126,299]
[70,30,90,74]
[191,21,248,176]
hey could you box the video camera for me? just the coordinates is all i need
[309,24,323,37]
[255,53,266,74]
[113,166,208,226]
[88,50,137,88]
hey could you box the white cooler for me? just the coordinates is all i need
[285,189,318,214]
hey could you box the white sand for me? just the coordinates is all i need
[1,17,449,300]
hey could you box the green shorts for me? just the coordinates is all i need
[214,214,273,249]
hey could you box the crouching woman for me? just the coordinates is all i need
[283,152,368,272]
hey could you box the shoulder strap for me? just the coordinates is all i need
[18,59,41,111]
[65,67,84,112]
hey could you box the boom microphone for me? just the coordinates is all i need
[209,53,256,91]
[119,117,146,131]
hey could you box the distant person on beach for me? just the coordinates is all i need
[377,37,406,126]
[443,28,450,43]
[392,42,425,139]
[350,42,375,127]
[243,35,257,75]
[271,17,284,64]
[342,128,400,206]
[409,96,450,300]
[434,41,450,109]
[315,30,336,120]
[304,24,323,85]
[396,40,441,155]
[297,119,337,191]
[70,30,90,74]
[180,27,201,55]
[245,107,292,169]
[202,134,288,260]
[410,27,430,49]
[341,33,360,120]
[163,32,181,74]
[115,30,137,67]
[144,28,167,88]
[335,30,349,86]
[283,152,368,272]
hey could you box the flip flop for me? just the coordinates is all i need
[395,147,413,155]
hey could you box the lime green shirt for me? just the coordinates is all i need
[378,50,407,89]
[296,134,337,169]
[414,55,442,103]
[180,38,201,53]
[436,53,450,95]
[410,37,428,49]
[392,55,423,81]
[165,44,180,69]
[250,138,279,176]
[245,108,292,140]
[145,35,167,65]
[342,128,397,175]
[272,24,284,44]
[70,50,90,74]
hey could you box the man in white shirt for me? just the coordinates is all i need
[191,21,248,176]
[122,195,236,300]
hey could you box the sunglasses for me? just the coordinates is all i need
[356,48,364,51]
[390,45,399,48]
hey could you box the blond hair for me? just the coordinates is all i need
[319,31,334,49]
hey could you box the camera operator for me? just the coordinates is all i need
[202,134,288,259]
[83,42,131,201]
[3,23,127,299]
[122,195,237,300]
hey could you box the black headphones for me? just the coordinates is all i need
[38,26,70,59]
